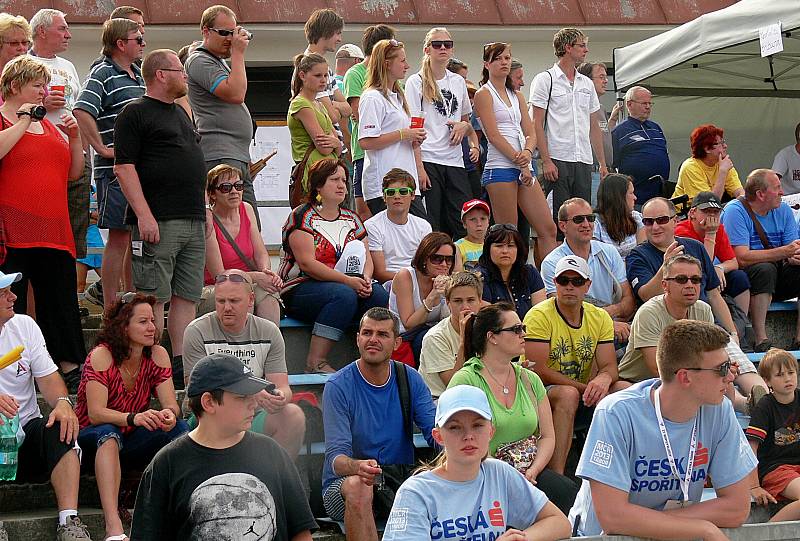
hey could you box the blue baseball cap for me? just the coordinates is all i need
[435,385,493,426]
[0,270,21,289]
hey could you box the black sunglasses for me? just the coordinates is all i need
[642,215,674,226]
[555,275,588,287]
[210,27,236,37]
[214,273,252,285]
[488,223,518,233]
[429,254,455,265]
[664,275,702,285]
[495,323,526,335]
[677,360,731,377]
[430,40,454,50]
[122,36,145,46]
[563,214,596,224]
[216,181,244,193]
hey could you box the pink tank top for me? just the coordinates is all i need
[204,203,256,285]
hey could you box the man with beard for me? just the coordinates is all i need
[114,49,207,387]
[322,307,436,541]
[185,5,260,228]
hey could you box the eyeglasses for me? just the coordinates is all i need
[122,36,145,46]
[215,181,244,193]
[563,214,596,224]
[1,40,29,48]
[664,275,702,285]
[214,273,253,286]
[677,360,731,377]
[158,68,185,74]
[383,187,413,197]
[555,275,588,287]
[712,139,727,148]
[642,215,674,226]
[630,100,653,106]
[495,324,526,335]
[429,40,454,50]
[429,254,455,265]
[210,27,237,37]
[120,291,138,304]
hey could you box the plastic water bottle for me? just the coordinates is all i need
[0,414,21,481]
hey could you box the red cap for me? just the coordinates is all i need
[461,199,491,220]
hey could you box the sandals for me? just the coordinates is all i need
[305,360,336,374]
[105,535,129,541]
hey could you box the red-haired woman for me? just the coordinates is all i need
[76,294,188,541]
[673,124,744,203]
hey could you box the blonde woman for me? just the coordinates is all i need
[405,28,477,239]
[287,53,341,201]
[473,42,556,258]
[358,39,428,219]
[382,385,571,541]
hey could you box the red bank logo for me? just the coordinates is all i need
[488,501,505,527]
[693,442,709,468]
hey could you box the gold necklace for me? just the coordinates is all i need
[121,361,141,382]
[484,363,513,395]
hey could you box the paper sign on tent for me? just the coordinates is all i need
[759,22,783,57]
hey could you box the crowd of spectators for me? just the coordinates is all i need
[1,5,800,541]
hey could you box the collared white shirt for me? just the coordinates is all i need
[530,63,599,165]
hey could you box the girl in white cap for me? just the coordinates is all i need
[382,384,570,540]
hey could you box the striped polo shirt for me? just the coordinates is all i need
[74,56,145,171]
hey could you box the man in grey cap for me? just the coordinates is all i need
[131,353,317,540]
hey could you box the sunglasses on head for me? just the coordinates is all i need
[430,40,454,50]
[383,187,413,197]
[429,254,455,265]
[555,275,588,287]
[210,27,236,37]
[642,215,674,226]
[563,214,596,224]
[388,39,403,48]
[214,273,252,286]
[677,360,731,377]
[119,291,138,304]
[495,323,526,335]
[488,223,518,233]
[664,275,702,285]
[216,181,244,193]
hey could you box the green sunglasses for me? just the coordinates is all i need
[383,187,414,197]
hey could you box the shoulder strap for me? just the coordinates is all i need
[737,196,772,249]
[394,361,413,441]
[544,71,553,132]
[519,367,541,431]
[594,246,623,303]
[211,213,258,271]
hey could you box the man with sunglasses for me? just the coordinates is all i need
[542,198,636,342]
[618,255,766,413]
[627,197,740,345]
[185,5,260,228]
[75,18,146,315]
[365,169,432,284]
[115,49,206,386]
[524,255,626,475]
[183,269,306,459]
[570,319,756,539]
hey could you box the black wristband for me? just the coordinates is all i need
[16,110,31,118]
[127,412,136,427]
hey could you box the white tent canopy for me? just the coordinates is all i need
[613,0,800,95]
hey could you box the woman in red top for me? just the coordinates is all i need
[76,294,188,541]
[198,164,282,324]
[0,55,86,390]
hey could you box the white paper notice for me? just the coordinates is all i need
[250,126,294,203]
[759,22,783,58]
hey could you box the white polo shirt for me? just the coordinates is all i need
[530,63,599,165]
[358,88,420,201]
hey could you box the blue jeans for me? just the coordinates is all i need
[285,279,389,340]
[78,420,189,469]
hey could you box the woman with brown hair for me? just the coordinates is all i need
[279,158,388,373]
[75,293,188,541]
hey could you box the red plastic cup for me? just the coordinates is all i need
[50,85,65,94]
[410,116,425,129]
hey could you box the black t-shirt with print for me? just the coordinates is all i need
[130,431,317,540]
[746,390,800,479]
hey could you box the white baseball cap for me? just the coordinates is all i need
[553,255,590,279]
[435,385,492,426]
[336,44,364,59]
[0,270,21,289]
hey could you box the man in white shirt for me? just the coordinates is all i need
[531,28,608,228]
[365,169,432,284]
[771,121,800,195]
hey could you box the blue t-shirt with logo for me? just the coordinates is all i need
[569,379,756,537]
[383,458,548,540]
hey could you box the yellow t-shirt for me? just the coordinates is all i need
[454,238,483,270]
[523,298,614,384]
[673,157,742,203]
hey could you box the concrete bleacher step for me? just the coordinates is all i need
[0,478,100,513]
[1,508,105,541]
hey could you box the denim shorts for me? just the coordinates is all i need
[353,158,364,198]
[481,165,538,187]
[96,168,129,230]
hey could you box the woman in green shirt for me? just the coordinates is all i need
[448,302,578,513]
[288,53,341,201]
